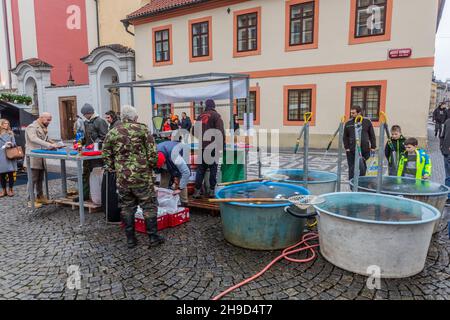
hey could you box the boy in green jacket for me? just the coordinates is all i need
[384,125,406,176]
[397,138,432,180]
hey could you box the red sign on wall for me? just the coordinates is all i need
[388,48,412,59]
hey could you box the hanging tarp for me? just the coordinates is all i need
[153,79,248,104]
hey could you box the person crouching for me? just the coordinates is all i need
[156,141,191,207]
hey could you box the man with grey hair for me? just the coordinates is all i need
[103,105,163,249]
[25,112,59,208]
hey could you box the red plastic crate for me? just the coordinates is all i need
[168,208,190,227]
[121,215,169,234]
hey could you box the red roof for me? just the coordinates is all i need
[126,0,209,21]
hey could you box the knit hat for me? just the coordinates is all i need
[81,103,95,115]
[205,99,216,110]
[157,152,166,169]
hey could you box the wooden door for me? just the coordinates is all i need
[59,96,77,141]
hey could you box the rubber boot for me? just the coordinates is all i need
[123,213,137,249]
[145,217,165,247]
[192,188,202,199]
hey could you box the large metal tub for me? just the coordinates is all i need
[350,176,450,233]
[215,181,313,250]
[264,169,337,195]
[314,192,441,278]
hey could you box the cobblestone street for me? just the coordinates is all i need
[0,125,449,300]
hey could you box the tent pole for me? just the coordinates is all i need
[130,85,135,106]
[245,77,250,180]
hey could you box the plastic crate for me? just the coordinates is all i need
[168,208,190,227]
[121,214,169,234]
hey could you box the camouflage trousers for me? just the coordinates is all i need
[118,184,157,221]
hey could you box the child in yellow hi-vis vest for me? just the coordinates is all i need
[397,137,432,180]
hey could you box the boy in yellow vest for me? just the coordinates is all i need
[397,138,431,180]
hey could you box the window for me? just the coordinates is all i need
[287,89,312,121]
[283,84,316,126]
[355,0,387,38]
[349,0,392,45]
[155,29,170,62]
[237,13,258,52]
[345,81,387,126]
[233,7,261,57]
[189,17,212,62]
[156,104,172,118]
[192,21,209,57]
[350,86,381,121]
[192,102,205,119]
[290,2,315,46]
[236,91,257,121]
[153,25,173,66]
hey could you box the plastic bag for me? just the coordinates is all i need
[156,187,180,214]
[365,153,379,177]
[89,167,104,205]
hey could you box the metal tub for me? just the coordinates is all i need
[350,176,450,233]
[215,181,314,250]
[314,192,441,278]
[264,169,337,195]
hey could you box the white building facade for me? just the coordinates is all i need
[126,0,444,148]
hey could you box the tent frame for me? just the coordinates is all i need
[105,72,251,180]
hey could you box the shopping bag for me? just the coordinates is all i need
[365,153,379,176]
[156,187,180,214]
[90,167,104,205]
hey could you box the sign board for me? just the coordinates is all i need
[388,48,412,59]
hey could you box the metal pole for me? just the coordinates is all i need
[26,155,35,210]
[61,159,67,198]
[304,123,309,189]
[44,167,49,200]
[130,85,135,106]
[244,77,250,181]
[77,159,85,226]
[377,123,386,194]
[303,113,312,189]
[229,77,235,134]
[336,118,345,192]
[353,116,363,192]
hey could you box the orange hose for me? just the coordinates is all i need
[212,232,319,300]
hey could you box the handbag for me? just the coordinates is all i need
[6,146,24,160]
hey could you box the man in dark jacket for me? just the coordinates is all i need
[180,112,192,144]
[105,110,121,131]
[192,99,225,198]
[440,111,450,205]
[79,103,109,201]
[343,106,377,180]
[433,103,447,137]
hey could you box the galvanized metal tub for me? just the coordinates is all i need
[263,169,337,195]
[215,181,313,250]
[350,176,450,233]
[314,192,441,278]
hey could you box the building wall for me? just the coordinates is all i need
[97,0,145,48]
[43,85,92,139]
[34,0,90,85]
[133,0,438,147]
[430,82,438,113]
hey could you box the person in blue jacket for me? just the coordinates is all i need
[156,141,191,206]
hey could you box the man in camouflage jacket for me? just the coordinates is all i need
[103,105,164,249]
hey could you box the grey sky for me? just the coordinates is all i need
[435,1,450,81]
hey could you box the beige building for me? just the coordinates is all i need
[96,0,150,48]
[124,0,443,148]
[430,81,438,114]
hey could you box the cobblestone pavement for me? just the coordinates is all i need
[0,125,449,300]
